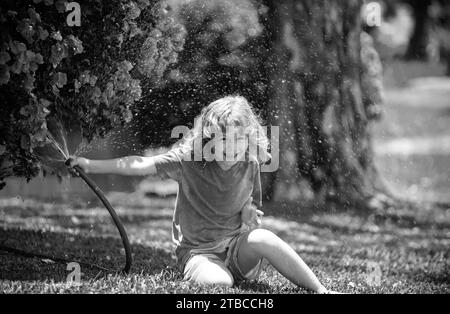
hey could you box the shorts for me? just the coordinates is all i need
[182,230,264,283]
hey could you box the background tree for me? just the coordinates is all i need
[262,0,386,207]
[382,0,450,73]
[403,0,432,60]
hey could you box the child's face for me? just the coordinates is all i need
[216,128,248,168]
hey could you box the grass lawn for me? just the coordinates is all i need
[0,192,448,294]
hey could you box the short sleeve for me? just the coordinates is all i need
[152,148,183,181]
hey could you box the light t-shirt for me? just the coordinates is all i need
[152,147,262,267]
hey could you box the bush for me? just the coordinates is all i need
[0,0,186,187]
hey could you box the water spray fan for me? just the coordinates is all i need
[65,158,132,274]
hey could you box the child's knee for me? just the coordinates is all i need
[247,228,280,249]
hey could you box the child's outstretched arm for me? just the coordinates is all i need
[68,156,158,176]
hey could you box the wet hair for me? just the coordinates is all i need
[178,95,271,163]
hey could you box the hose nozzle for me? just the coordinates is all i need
[65,157,79,177]
[65,157,73,167]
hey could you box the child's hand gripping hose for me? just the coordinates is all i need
[65,158,132,274]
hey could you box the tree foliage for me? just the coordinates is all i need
[132,0,271,147]
[0,0,186,187]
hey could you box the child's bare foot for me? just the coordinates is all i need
[317,287,341,294]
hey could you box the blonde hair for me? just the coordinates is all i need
[178,95,271,163]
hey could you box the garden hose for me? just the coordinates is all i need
[65,159,132,274]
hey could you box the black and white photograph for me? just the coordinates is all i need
[0,0,449,298]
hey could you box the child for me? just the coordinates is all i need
[69,95,336,293]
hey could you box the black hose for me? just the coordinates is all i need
[65,161,132,274]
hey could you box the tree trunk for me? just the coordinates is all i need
[404,0,432,60]
[264,0,389,208]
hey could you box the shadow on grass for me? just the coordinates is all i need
[41,212,173,230]
[0,227,282,294]
[0,227,177,283]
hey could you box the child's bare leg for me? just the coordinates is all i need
[237,229,327,293]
